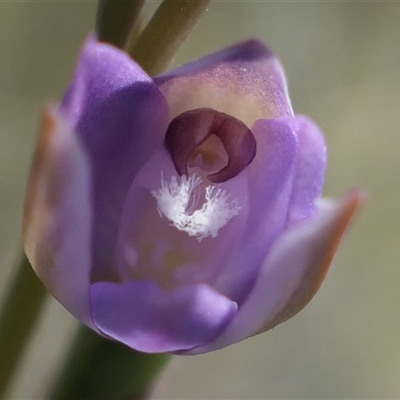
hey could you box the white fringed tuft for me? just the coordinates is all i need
[152,174,240,241]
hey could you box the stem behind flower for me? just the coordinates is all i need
[0,254,47,399]
[96,0,146,49]
[47,325,170,400]
[130,0,212,76]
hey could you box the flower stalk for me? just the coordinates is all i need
[47,325,170,400]
[129,0,212,75]
[0,254,46,399]
[96,0,146,49]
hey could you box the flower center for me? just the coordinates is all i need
[151,173,240,242]
[165,108,257,183]
[147,108,253,243]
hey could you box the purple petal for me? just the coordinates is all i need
[90,280,237,353]
[212,118,298,304]
[155,40,293,127]
[186,191,362,354]
[61,36,169,281]
[23,107,97,330]
[285,116,327,227]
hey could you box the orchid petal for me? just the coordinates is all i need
[213,118,298,303]
[155,40,293,127]
[61,36,170,281]
[90,281,237,353]
[23,107,96,330]
[187,191,362,354]
[285,115,327,226]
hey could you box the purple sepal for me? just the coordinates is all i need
[155,40,293,126]
[212,117,298,304]
[61,36,169,280]
[23,107,98,331]
[90,280,237,353]
[285,115,327,227]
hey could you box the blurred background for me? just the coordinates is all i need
[1,1,400,398]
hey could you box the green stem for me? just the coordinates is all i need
[129,0,212,75]
[96,0,146,49]
[0,254,47,399]
[47,324,170,400]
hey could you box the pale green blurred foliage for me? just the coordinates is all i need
[1,2,400,399]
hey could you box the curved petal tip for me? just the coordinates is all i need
[256,189,364,334]
[257,189,364,334]
[185,190,363,354]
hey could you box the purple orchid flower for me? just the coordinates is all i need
[23,36,361,354]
